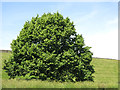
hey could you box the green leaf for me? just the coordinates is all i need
[4,12,94,82]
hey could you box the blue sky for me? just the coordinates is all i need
[1,2,118,59]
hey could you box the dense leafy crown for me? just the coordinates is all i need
[3,12,95,82]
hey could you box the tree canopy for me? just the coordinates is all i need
[3,12,95,82]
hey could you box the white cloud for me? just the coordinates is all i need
[84,30,118,59]
[74,13,118,59]
[106,17,118,25]
[74,10,97,25]
[83,17,118,60]
[73,10,98,35]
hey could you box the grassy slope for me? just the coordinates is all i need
[1,52,118,88]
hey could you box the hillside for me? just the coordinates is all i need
[1,52,118,88]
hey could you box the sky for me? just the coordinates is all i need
[1,2,118,59]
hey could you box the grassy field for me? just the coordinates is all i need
[1,52,118,88]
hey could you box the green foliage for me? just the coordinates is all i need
[3,12,95,82]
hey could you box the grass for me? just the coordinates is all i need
[1,52,118,88]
